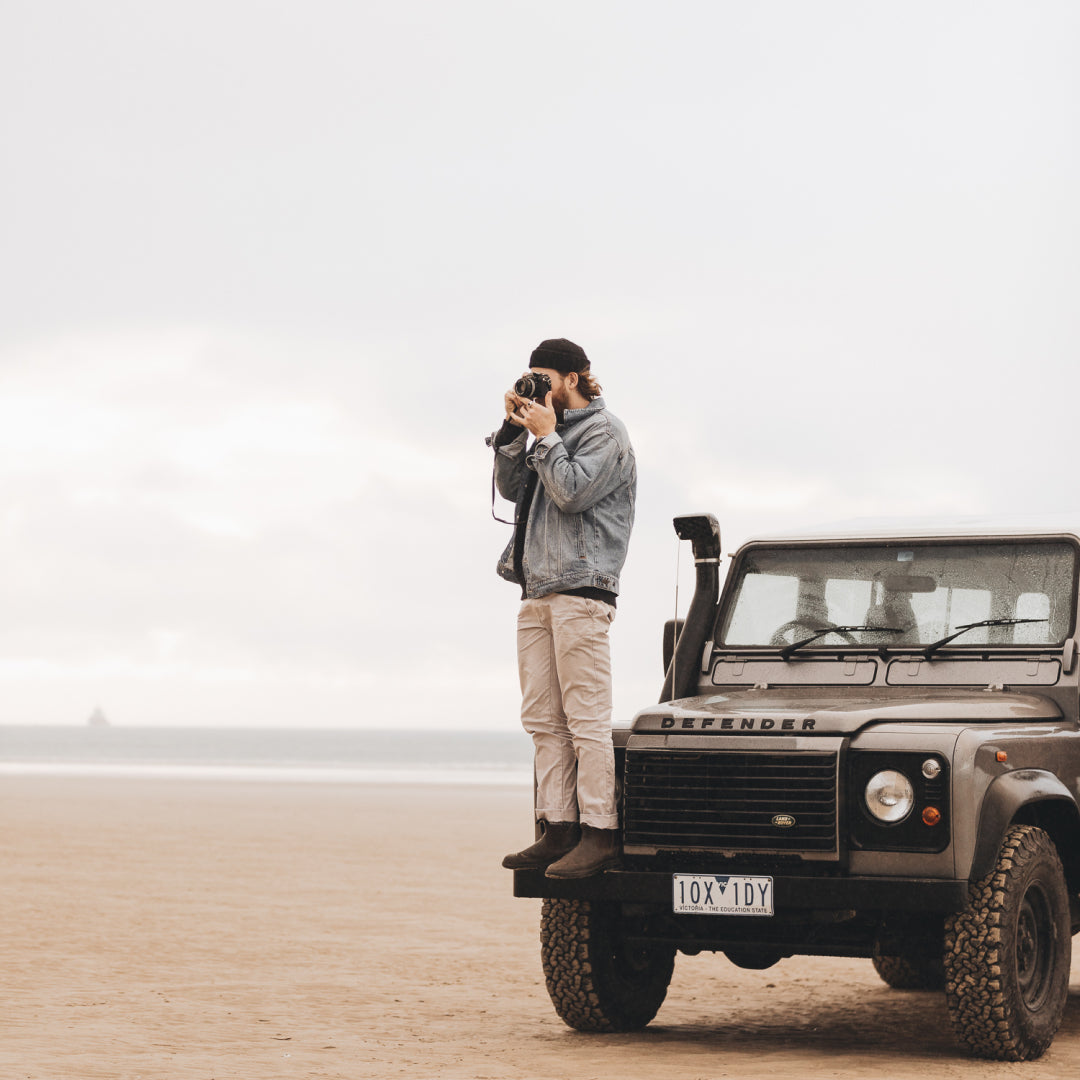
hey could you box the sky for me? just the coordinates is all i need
[1,1,1078,728]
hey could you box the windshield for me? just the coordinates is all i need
[717,540,1077,650]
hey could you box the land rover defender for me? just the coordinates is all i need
[512,513,1080,1061]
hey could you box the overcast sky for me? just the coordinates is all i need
[2,1,1078,727]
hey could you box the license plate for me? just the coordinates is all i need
[673,874,774,916]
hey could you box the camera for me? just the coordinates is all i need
[514,371,552,401]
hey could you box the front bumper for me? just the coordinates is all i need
[513,867,969,912]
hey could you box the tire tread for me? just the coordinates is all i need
[540,897,673,1033]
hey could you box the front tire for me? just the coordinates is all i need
[944,825,1070,1060]
[540,898,675,1032]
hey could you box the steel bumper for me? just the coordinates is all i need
[513,868,969,912]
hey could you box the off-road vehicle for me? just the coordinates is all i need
[512,513,1080,1061]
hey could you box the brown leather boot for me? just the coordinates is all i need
[501,821,580,870]
[544,825,621,879]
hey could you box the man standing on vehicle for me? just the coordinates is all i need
[489,338,637,879]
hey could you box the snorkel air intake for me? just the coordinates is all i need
[660,513,722,703]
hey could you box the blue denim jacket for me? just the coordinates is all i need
[493,397,636,598]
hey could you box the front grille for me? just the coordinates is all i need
[623,748,838,854]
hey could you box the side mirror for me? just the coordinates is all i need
[663,619,685,674]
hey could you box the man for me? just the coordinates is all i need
[489,338,636,879]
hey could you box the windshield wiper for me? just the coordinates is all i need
[780,624,903,660]
[921,617,1048,660]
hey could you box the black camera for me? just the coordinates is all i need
[514,371,552,401]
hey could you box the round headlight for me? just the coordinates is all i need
[865,770,915,824]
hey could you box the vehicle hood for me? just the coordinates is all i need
[630,686,1062,736]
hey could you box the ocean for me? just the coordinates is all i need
[0,726,534,786]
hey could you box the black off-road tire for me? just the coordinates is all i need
[872,952,945,991]
[540,898,675,1032]
[944,825,1071,1061]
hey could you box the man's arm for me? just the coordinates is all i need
[490,386,532,502]
[532,423,627,514]
[508,393,629,514]
[492,425,529,502]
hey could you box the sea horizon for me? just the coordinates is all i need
[0,724,534,787]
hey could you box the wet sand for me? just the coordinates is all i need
[4,776,1080,1079]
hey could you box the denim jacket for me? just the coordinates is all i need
[492,397,636,598]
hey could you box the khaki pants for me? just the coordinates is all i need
[517,593,617,830]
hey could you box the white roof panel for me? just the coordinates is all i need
[742,513,1080,545]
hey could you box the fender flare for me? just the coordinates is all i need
[969,769,1080,881]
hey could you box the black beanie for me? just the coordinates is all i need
[529,338,589,374]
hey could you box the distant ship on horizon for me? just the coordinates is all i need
[87,707,110,727]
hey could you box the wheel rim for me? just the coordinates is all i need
[1015,881,1055,1011]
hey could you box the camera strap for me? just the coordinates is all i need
[490,465,516,525]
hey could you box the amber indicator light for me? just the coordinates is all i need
[996,751,1008,763]
[922,806,942,827]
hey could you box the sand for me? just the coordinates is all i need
[4,777,1080,1079]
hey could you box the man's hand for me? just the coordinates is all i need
[504,387,528,421]
[510,391,557,438]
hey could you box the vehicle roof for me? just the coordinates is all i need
[740,513,1080,545]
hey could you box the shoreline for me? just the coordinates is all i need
[0,761,532,785]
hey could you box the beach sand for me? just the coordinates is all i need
[4,777,1080,1080]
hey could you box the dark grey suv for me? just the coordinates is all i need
[513,514,1080,1061]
